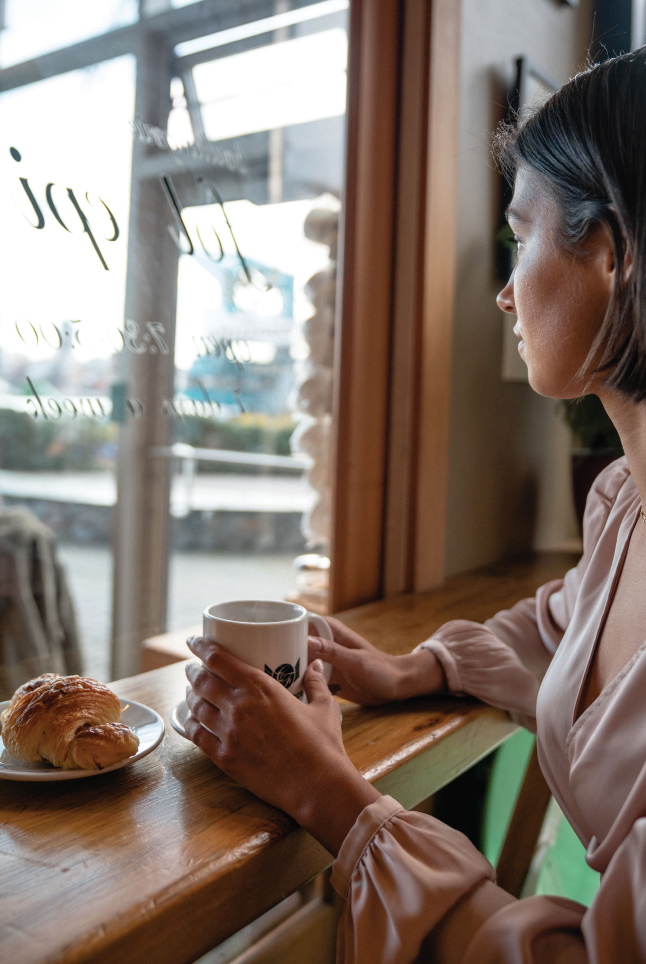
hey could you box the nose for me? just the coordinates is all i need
[497,270,516,314]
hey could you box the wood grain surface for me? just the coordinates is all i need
[141,551,579,671]
[337,552,579,654]
[0,665,510,964]
[0,552,577,964]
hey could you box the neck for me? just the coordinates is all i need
[597,390,646,503]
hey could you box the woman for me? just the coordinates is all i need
[185,48,646,962]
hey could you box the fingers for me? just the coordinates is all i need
[185,714,222,760]
[325,617,372,650]
[186,660,233,704]
[187,636,264,688]
[303,659,336,706]
[308,635,364,671]
[186,688,221,735]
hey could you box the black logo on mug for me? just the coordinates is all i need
[264,659,300,689]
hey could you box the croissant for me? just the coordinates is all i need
[1,674,139,769]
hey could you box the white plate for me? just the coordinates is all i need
[0,698,165,781]
[170,698,190,739]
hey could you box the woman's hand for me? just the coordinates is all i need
[184,636,380,856]
[308,617,445,705]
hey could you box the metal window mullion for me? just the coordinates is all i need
[0,0,273,95]
[180,67,207,144]
[111,32,178,679]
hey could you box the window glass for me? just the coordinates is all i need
[0,0,346,686]
[0,0,138,67]
[0,55,135,681]
[193,30,347,140]
[166,2,346,632]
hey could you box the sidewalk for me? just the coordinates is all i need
[0,470,316,514]
[58,545,297,682]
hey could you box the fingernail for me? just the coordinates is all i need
[313,659,324,673]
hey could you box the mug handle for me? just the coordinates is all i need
[307,612,334,683]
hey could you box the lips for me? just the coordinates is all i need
[513,320,525,353]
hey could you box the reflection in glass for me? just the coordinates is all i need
[193,30,347,141]
[174,0,348,57]
[0,0,138,67]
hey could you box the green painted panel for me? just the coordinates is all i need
[482,728,534,866]
[482,729,600,906]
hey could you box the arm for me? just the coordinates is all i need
[443,813,646,964]
[327,792,646,964]
[332,797,590,964]
[314,460,630,729]
[184,645,520,962]
[306,583,573,732]
[307,599,560,730]
[308,617,447,705]
[185,652,589,964]
[184,641,380,856]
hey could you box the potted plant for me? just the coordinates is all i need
[560,395,623,528]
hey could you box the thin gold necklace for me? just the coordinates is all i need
[640,505,646,525]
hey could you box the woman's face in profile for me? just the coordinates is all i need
[497,165,615,399]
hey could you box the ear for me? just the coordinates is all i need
[590,222,620,295]
[601,215,633,285]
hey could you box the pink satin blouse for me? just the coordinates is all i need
[330,458,646,963]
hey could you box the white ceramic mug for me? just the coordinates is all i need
[202,600,333,700]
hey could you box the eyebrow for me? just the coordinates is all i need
[505,205,530,223]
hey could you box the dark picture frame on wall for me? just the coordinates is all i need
[495,56,558,281]
[516,57,557,119]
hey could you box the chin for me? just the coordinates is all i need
[525,367,559,398]
[527,374,573,399]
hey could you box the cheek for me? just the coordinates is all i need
[513,249,605,396]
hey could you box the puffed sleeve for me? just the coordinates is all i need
[458,816,646,962]
[330,795,497,964]
[415,458,630,732]
[331,796,592,964]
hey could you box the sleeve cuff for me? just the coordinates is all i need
[415,638,464,693]
[461,895,587,964]
[330,795,405,899]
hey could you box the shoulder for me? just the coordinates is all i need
[587,455,631,507]
[582,456,635,554]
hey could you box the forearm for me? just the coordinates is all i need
[392,648,447,699]
[297,649,446,852]
[293,758,380,856]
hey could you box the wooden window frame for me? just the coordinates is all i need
[330,0,461,611]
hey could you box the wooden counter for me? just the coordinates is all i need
[0,552,577,964]
[141,551,579,670]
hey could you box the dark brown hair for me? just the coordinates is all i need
[494,48,646,401]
